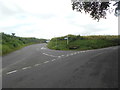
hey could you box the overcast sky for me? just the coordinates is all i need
[0,0,118,39]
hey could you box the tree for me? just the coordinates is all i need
[71,0,120,21]
[12,33,15,36]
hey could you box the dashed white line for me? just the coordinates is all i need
[58,56,61,58]
[41,47,46,49]
[43,53,48,56]
[61,55,64,56]
[74,52,77,54]
[43,53,58,57]
[34,64,41,66]
[6,70,18,75]
[22,66,31,70]
[66,54,69,57]
[45,54,48,55]
[70,53,73,55]
[51,59,56,61]
[44,61,49,63]
[43,53,45,54]
[81,51,86,53]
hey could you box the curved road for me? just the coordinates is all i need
[2,43,118,88]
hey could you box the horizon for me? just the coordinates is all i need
[1,32,119,40]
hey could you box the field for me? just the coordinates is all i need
[47,34,120,50]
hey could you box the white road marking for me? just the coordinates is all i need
[7,70,18,75]
[51,59,56,61]
[61,55,64,56]
[42,53,46,55]
[58,56,61,58]
[70,53,73,55]
[44,61,49,63]
[44,53,48,55]
[34,64,41,66]
[41,47,46,49]
[74,52,77,54]
[81,51,86,53]
[22,66,31,70]
[43,53,58,57]
[66,54,69,57]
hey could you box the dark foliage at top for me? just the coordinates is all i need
[71,0,120,21]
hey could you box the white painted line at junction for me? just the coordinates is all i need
[70,53,73,55]
[66,54,69,57]
[41,47,46,49]
[51,59,56,61]
[44,61,49,63]
[44,53,48,55]
[50,55,57,57]
[7,70,18,75]
[58,56,61,58]
[74,52,77,54]
[81,51,86,53]
[34,64,41,66]
[22,66,31,70]
[43,53,58,57]
[61,55,64,56]
[43,53,48,55]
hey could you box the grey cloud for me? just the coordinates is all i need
[0,1,25,16]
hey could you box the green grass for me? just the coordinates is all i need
[1,33,47,56]
[47,35,120,51]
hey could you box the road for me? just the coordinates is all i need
[2,43,118,88]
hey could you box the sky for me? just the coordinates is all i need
[0,0,118,39]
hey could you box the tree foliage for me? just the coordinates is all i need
[71,0,120,21]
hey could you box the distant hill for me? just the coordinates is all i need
[47,34,120,50]
[0,32,47,55]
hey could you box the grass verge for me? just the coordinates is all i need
[47,35,120,51]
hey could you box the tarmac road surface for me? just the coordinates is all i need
[2,43,118,88]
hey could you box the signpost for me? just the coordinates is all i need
[64,36,69,45]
